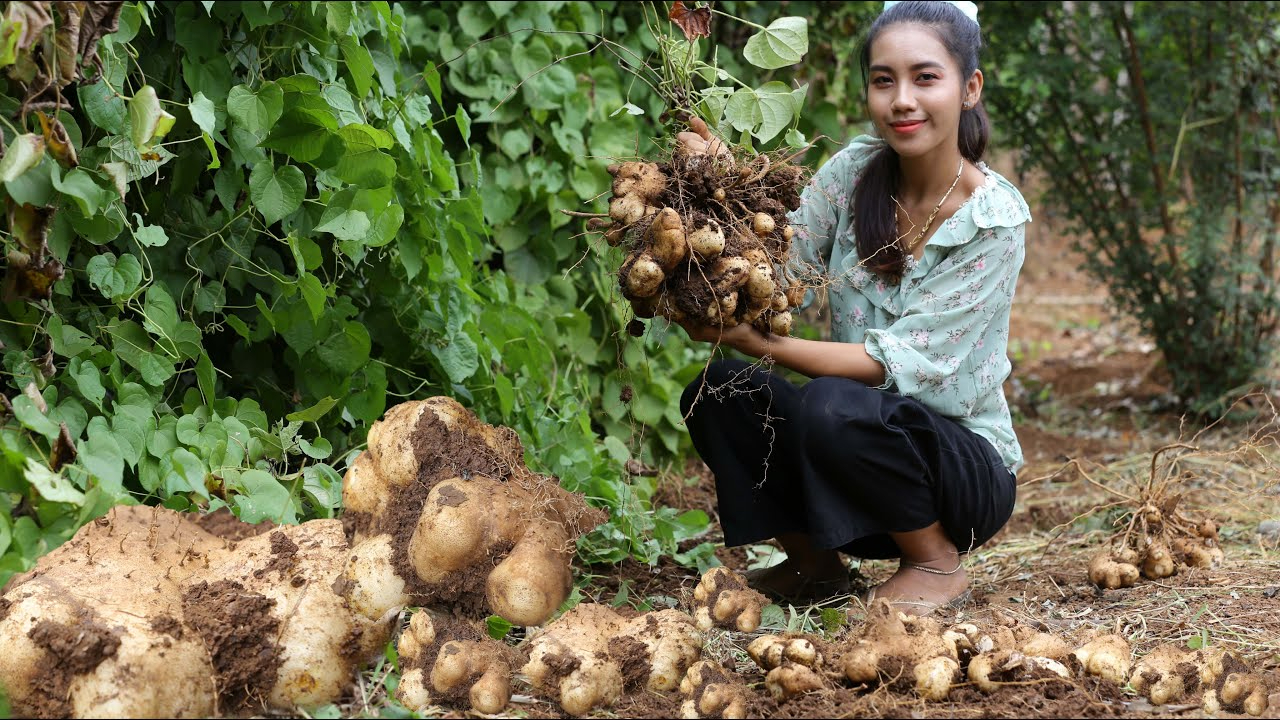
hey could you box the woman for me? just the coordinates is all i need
[675,0,1028,615]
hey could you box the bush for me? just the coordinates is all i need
[983,1,1280,414]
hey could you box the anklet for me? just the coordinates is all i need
[903,561,964,576]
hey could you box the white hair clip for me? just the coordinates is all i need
[882,1,980,26]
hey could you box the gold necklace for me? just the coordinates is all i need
[893,158,965,254]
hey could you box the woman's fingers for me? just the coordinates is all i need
[688,116,713,141]
[676,117,729,157]
[675,130,710,154]
[690,117,729,157]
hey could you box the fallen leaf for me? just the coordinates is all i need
[669,1,712,41]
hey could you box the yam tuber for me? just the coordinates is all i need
[0,507,398,717]
[1072,633,1132,684]
[342,396,606,627]
[679,660,750,719]
[967,650,1071,694]
[842,599,960,701]
[394,611,514,715]
[747,635,827,700]
[521,603,704,716]
[691,567,769,633]
[1088,550,1140,589]
[1128,643,1199,706]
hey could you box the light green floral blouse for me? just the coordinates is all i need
[787,135,1031,471]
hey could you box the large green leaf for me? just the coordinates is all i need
[86,252,143,301]
[743,17,808,69]
[249,162,306,224]
[23,459,84,505]
[333,124,396,186]
[723,81,803,143]
[227,82,283,136]
[232,468,296,524]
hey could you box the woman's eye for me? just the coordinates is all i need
[917,73,939,82]
[872,76,892,86]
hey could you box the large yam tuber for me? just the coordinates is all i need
[343,397,606,627]
[0,506,400,717]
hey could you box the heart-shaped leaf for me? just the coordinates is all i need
[743,17,808,70]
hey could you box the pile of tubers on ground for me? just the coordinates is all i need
[1088,494,1224,590]
[590,131,809,339]
[0,396,606,718]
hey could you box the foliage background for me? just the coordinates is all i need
[1,0,1277,605]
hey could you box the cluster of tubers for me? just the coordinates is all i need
[0,397,605,718]
[1088,499,1224,590]
[730,599,1273,717]
[691,566,769,633]
[593,145,807,338]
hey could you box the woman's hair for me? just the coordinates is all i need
[852,0,989,280]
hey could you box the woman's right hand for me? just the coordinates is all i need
[675,116,730,158]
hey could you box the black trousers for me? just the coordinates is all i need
[680,359,1016,559]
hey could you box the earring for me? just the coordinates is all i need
[962,101,972,109]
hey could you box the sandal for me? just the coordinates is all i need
[861,585,973,616]
[744,564,853,606]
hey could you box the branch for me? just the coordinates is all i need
[1114,6,1177,246]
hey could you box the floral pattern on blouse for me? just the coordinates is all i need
[787,135,1032,471]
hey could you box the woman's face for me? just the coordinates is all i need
[866,24,979,159]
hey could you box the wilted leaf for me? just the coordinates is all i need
[68,1,122,81]
[49,422,77,471]
[669,1,712,41]
[2,203,62,302]
[36,111,77,168]
[53,0,83,86]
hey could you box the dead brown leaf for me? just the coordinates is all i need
[49,422,77,471]
[3,202,63,302]
[36,110,77,167]
[669,1,712,41]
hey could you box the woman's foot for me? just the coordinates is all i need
[864,559,969,616]
[745,557,851,605]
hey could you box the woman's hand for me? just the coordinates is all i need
[675,116,730,158]
[678,320,769,357]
